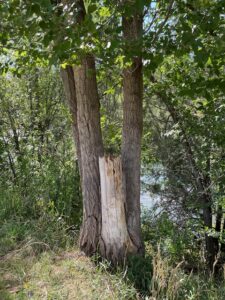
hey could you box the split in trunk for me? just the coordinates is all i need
[61,0,144,262]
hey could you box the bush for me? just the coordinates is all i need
[126,254,153,295]
[142,207,201,266]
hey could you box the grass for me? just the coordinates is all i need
[0,217,137,300]
[0,248,137,299]
[148,244,225,300]
[1,216,225,300]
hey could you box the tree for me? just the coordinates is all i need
[1,0,224,267]
[144,53,225,270]
[60,0,143,260]
[122,2,144,253]
[0,68,82,223]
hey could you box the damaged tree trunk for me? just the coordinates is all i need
[99,156,137,264]
[61,0,144,262]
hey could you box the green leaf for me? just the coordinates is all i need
[31,3,41,15]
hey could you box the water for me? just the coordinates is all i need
[140,171,162,209]
[140,192,160,209]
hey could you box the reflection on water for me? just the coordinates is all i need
[140,170,163,209]
[140,192,160,209]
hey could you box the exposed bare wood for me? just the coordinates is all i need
[99,155,136,264]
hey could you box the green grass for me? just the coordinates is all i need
[0,249,137,300]
[1,217,225,300]
[0,217,137,300]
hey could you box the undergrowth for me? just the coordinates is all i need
[1,212,225,299]
[0,215,137,300]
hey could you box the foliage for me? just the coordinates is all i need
[1,0,224,71]
[99,67,122,154]
[0,215,75,258]
[150,245,225,300]
[142,208,208,273]
[143,52,225,260]
[0,0,225,297]
[126,253,152,295]
[0,68,82,225]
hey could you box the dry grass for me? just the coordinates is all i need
[0,245,137,300]
[148,245,225,300]
[1,230,225,300]
[150,246,184,300]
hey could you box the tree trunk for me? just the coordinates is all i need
[122,8,144,253]
[61,0,144,261]
[201,171,220,271]
[73,55,104,255]
[60,65,82,176]
[61,1,103,255]
[99,155,137,264]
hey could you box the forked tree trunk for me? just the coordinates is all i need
[73,55,104,255]
[61,0,144,261]
[122,7,144,253]
[99,156,137,264]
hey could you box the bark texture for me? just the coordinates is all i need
[61,0,103,256]
[73,55,104,255]
[60,66,82,176]
[122,9,144,253]
[99,156,137,264]
[61,0,144,261]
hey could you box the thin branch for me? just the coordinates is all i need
[151,0,174,44]
[144,9,159,34]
